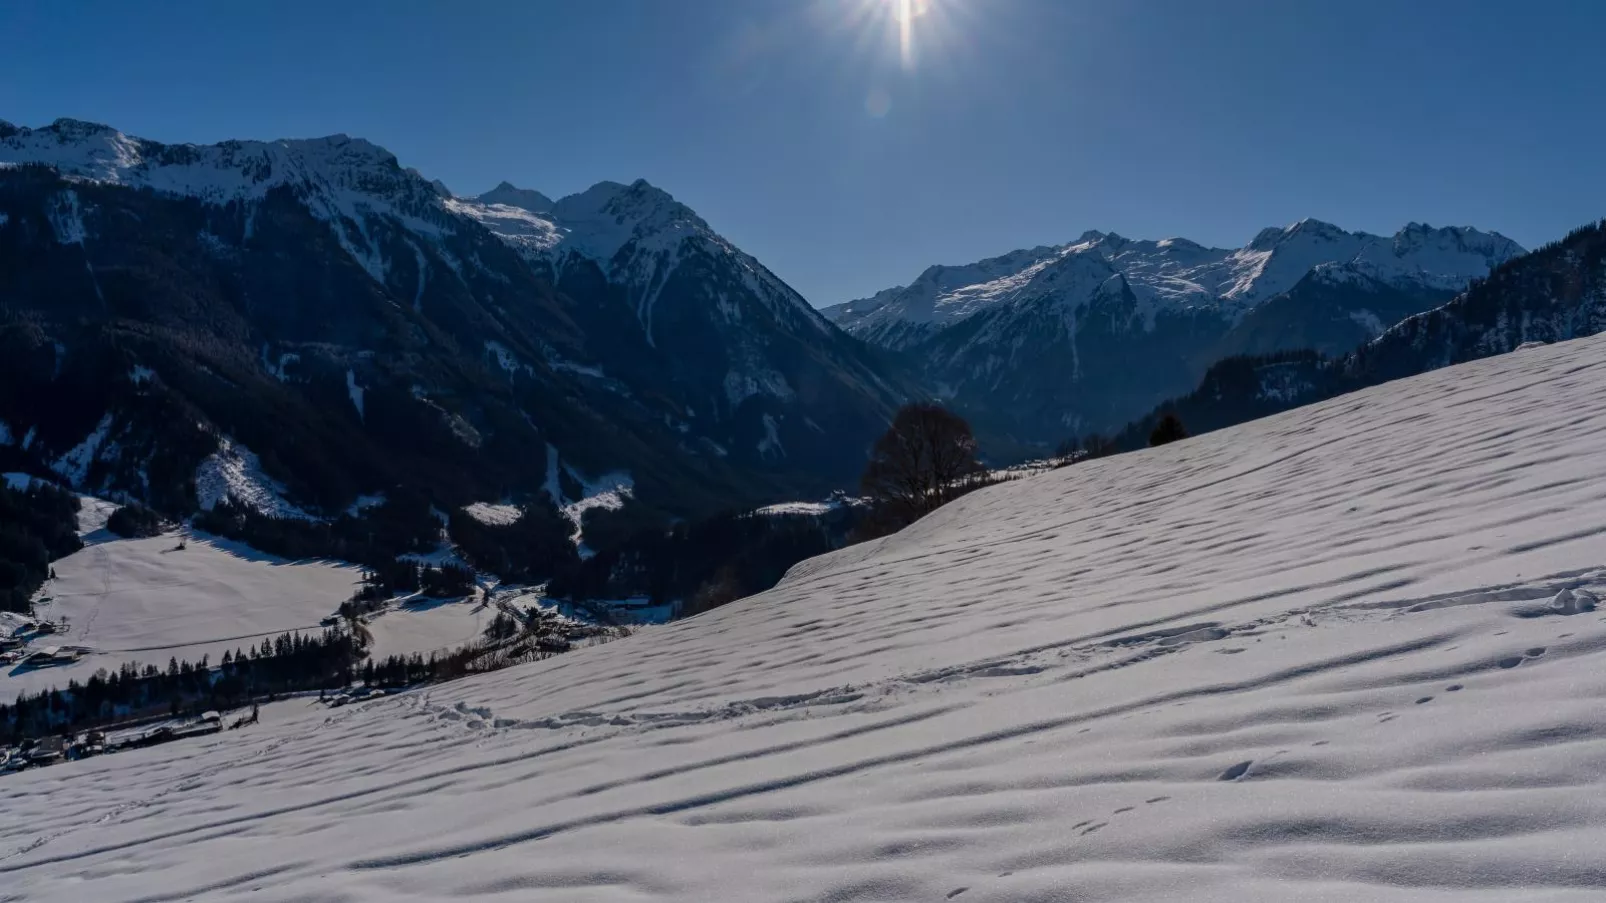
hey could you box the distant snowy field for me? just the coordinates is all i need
[10,335,1606,901]
[4,533,360,698]
[363,596,493,661]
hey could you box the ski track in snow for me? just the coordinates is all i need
[12,336,1606,900]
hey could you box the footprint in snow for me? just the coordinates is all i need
[1218,760,1253,781]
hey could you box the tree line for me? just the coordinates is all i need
[0,480,82,613]
[2,628,355,742]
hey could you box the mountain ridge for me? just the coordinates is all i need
[823,217,1522,447]
[1110,217,1606,450]
[0,117,910,570]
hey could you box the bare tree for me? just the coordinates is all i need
[860,402,985,534]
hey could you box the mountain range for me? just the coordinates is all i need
[0,115,1593,584]
[825,220,1524,447]
[1112,217,1606,447]
[0,118,905,554]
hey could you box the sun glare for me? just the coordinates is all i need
[896,0,915,69]
[815,0,985,117]
[825,0,959,74]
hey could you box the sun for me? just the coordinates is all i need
[891,0,939,70]
[895,0,916,69]
[825,0,962,74]
[811,0,984,116]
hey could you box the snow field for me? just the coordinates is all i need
[8,334,1606,900]
[3,533,360,698]
[363,597,492,661]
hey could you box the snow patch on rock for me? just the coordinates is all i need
[1348,309,1386,335]
[484,340,533,377]
[463,502,522,527]
[724,369,794,407]
[51,413,113,487]
[195,438,316,520]
[47,189,86,245]
[542,444,633,557]
[757,413,786,459]
[346,370,365,421]
[345,493,386,517]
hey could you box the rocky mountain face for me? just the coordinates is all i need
[0,119,907,552]
[827,219,1522,449]
[1112,219,1606,447]
[446,178,906,479]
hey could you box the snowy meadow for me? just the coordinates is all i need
[7,335,1606,901]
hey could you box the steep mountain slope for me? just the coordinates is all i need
[1350,219,1606,380]
[448,178,907,477]
[0,119,906,543]
[13,331,1606,901]
[829,220,1521,446]
[1118,219,1606,447]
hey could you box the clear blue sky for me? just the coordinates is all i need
[3,0,1603,305]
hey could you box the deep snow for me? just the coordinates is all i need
[10,335,1606,900]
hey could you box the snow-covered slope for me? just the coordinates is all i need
[12,332,1606,901]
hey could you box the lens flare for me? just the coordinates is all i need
[897,0,915,69]
[822,0,966,74]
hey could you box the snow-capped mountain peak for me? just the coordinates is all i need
[0,119,469,286]
[546,178,713,263]
[2,118,833,350]
[831,216,1525,438]
[474,181,552,213]
[0,118,418,197]
[1246,217,1350,251]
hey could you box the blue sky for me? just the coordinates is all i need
[3,0,1602,306]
